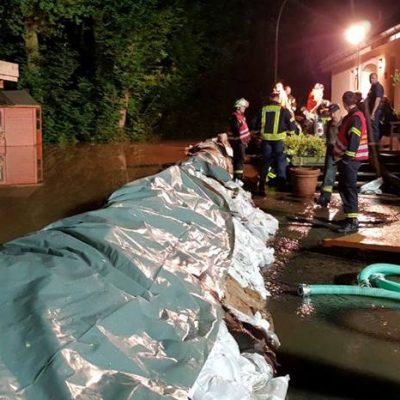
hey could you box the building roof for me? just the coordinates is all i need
[321,23,400,72]
[0,90,40,106]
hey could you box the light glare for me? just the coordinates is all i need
[345,21,370,45]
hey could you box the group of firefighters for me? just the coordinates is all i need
[228,72,385,235]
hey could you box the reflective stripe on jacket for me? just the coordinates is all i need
[228,111,251,143]
[334,110,368,161]
[260,105,295,141]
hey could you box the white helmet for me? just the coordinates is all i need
[234,98,249,109]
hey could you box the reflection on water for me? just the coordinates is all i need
[0,146,43,186]
[0,142,188,244]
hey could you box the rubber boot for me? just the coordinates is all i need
[336,218,359,234]
[314,193,331,207]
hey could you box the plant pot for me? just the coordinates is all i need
[291,155,325,167]
[290,167,321,197]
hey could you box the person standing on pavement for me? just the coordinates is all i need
[255,92,296,196]
[228,98,251,181]
[285,85,302,133]
[334,91,369,234]
[273,81,289,109]
[305,83,324,115]
[315,103,342,207]
[367,72,384,144]
[284,85,297,115]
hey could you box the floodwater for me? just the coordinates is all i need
[0,143,187,244]
[1,143,400,399]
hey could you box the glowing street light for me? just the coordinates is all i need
[345,21,370,90]
[345,22,370,45]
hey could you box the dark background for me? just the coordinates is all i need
[227,0,400,116]
[1,0,400,140]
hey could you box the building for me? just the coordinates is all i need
[0,90,43,185]
[322,24,400,110]
[0,90,42,146]
[0,145,43,186]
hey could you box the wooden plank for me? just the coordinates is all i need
[0,61,19,82]
[322,221,400,253]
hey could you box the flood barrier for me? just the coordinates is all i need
[0,137,288,399]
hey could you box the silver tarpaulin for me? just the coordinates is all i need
[0,140,282,399]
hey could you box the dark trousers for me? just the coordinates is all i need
[259,140,287,189]
[371,109,382,144]
[320,145,337,200]
[338,158,361,218]
[231,141,246,179]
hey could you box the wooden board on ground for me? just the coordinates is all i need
[0,61,19,82]
[322,221,400,253]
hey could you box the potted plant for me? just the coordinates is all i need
[284,133,326,166]
[284,134,326,197]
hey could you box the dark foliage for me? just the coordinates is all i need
[0,0,275,143]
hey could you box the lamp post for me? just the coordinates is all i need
[274,0,289,83]
[345,22,370,91]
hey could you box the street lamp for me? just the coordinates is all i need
[345,21,370,90]
[274,0,289,83]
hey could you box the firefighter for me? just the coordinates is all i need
[334,91,368,234]
[315,103,342,207]
[228,98,251,181]
[255,92,296,196]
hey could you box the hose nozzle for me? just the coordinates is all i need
[298,284,311,297]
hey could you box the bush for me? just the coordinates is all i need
[284,134,326,159]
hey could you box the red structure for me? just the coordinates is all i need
[0,90,43,185]
[0,145,43,186]
[0,90,42,146]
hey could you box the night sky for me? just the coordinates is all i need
[232,0,400,115]
[276,0,400,104]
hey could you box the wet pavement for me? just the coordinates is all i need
[1,143,400,399]
[254,192,400,399]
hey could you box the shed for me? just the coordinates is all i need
[0,145,43,186]
[0,90,42,146]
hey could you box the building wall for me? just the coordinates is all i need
[331,69,352,108]
[1,107,37,146]
[1,145,42,185]
[330,39,400,110]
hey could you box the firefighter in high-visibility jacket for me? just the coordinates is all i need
[228,98,251,181]
[334,91,369,234]
[315,103,342,207]
[255,92,296,196]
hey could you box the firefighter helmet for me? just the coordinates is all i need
[234,98,249,109]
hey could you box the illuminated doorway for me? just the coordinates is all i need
[360,63,377,98]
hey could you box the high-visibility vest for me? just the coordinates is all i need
[261,105,292,141]
[228,111,251,144]
[334,110,368,161]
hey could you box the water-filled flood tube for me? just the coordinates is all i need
[299,263,400,301]
[0,138,288,399]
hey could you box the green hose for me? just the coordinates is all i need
[358,263,400,293]
[298,263,400,300]
[374,278,400,293]
[298,284,400,301]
